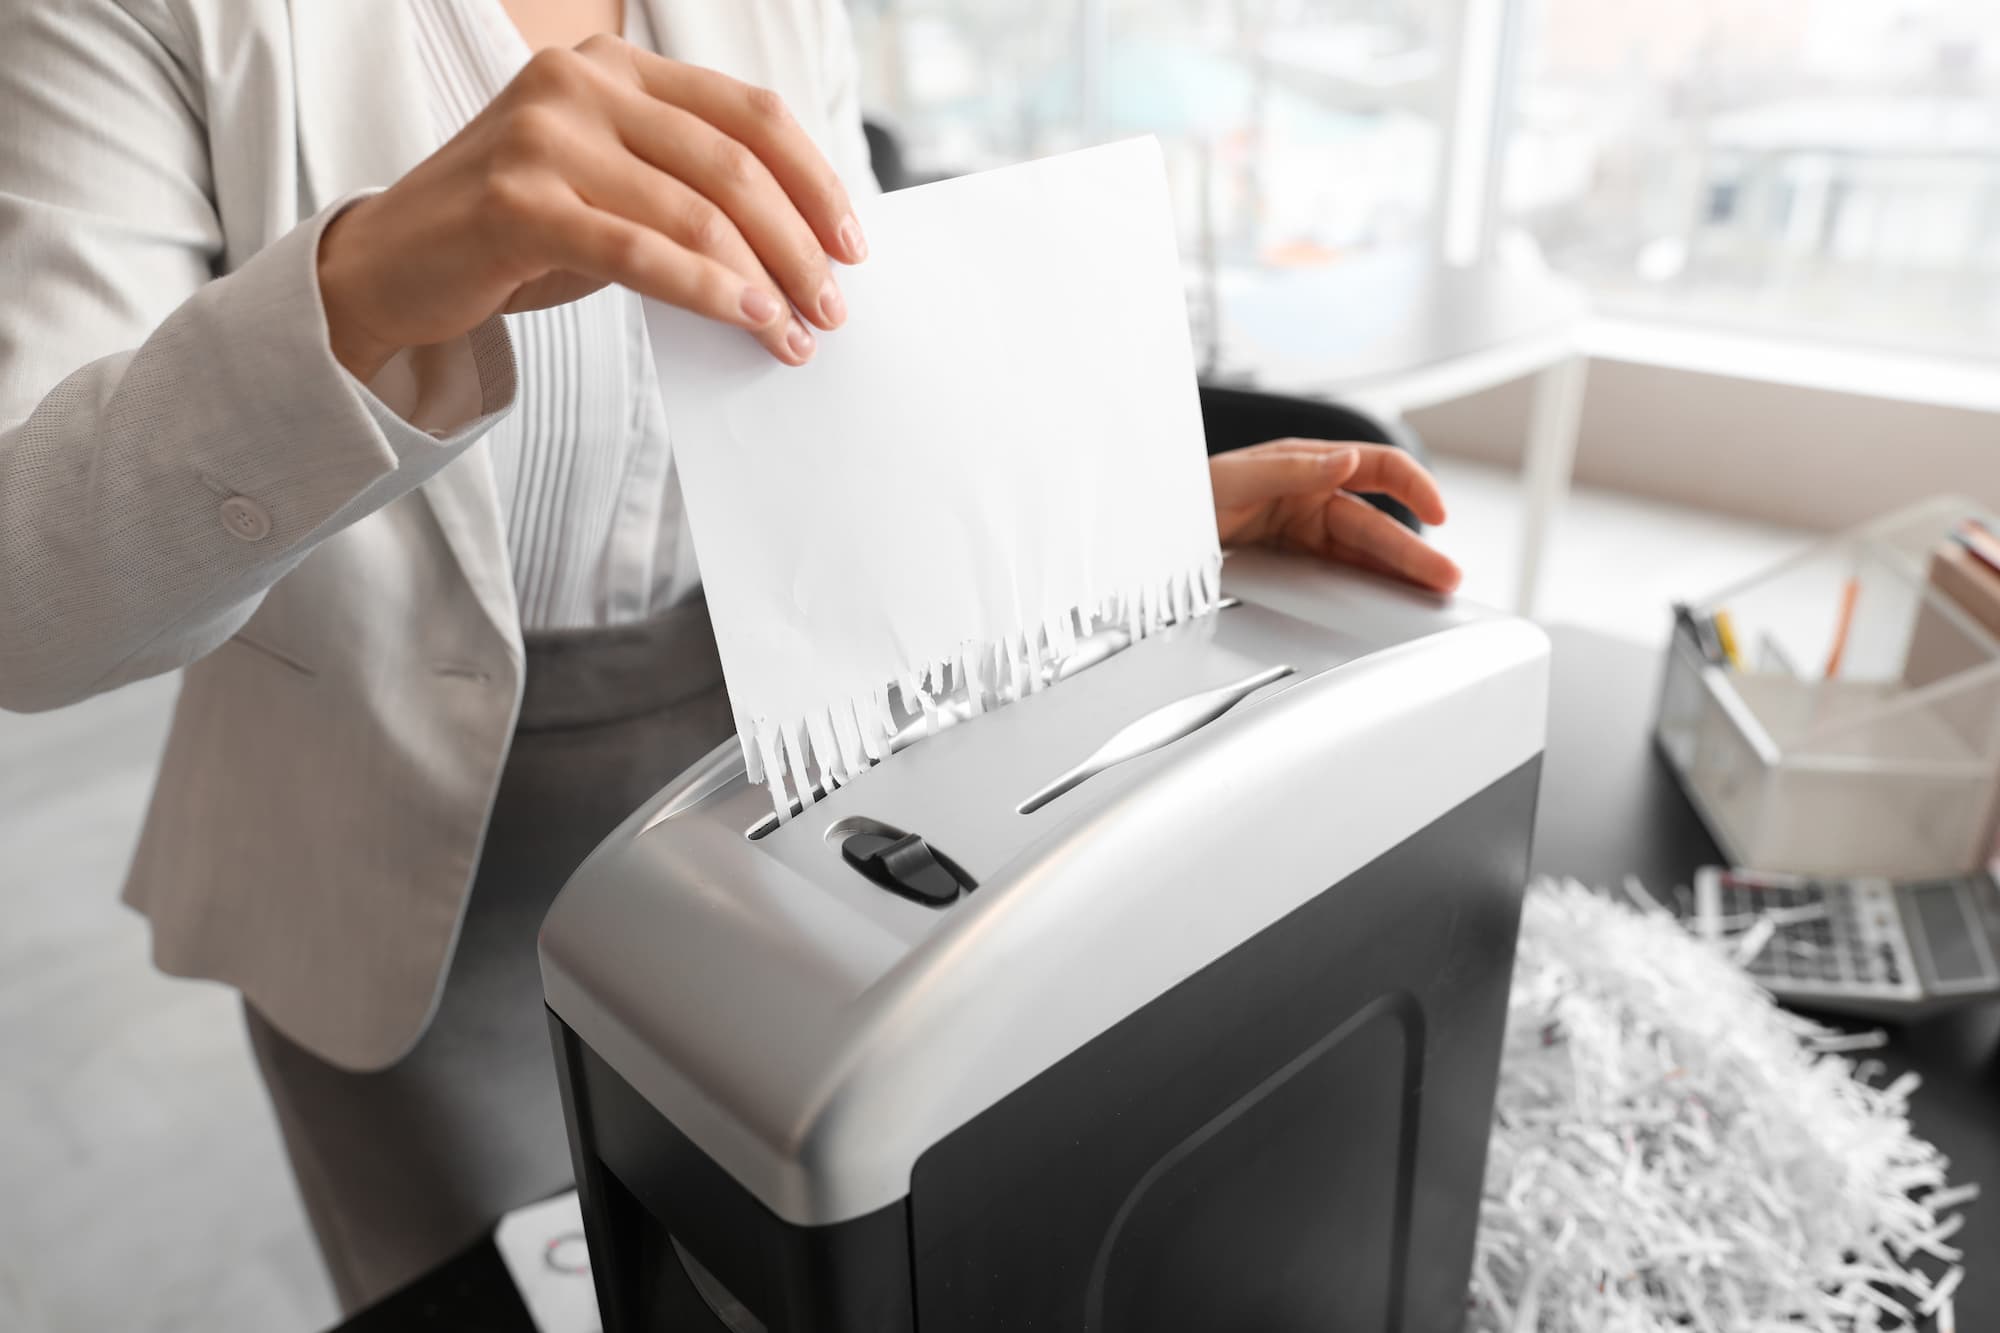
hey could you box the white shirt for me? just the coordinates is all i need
[409,0,703,627]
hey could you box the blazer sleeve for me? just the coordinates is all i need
[0,1,517,713]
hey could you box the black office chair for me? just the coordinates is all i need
[1199,384,1428,533]
[863,120,912,193]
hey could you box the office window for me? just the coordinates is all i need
[850,0,1455,266]
[1503,0,2000,358]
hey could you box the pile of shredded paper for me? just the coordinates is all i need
[1474,878,1975,1333]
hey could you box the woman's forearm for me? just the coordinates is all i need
[0,205,515,712]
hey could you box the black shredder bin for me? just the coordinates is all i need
[540,549,1548,1331]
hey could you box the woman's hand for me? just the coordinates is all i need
[1210,439,1462,593]
[316,35,866,381]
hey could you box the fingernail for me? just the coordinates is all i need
[786,319,815,360]
[1324,448,1357,470]
[740,287,781,325]
[818,277,846,327]
[839,214,867,262]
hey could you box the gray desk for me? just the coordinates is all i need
[1534,625,1999,1329]
[1202,246,1590,615]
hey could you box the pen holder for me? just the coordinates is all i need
[1655,496,2000,879]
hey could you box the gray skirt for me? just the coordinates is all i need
[245,598,734,1314]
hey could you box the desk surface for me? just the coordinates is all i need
[336,625,1999,1331]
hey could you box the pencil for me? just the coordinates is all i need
[1711,609,1742,669]
[1823,577,1860,679]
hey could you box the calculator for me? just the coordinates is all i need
[1691,866,2000,1020]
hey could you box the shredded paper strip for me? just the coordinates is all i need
[741,559,1222,819]
[1476,879,1972,1333]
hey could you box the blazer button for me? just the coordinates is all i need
[220,496,272,542]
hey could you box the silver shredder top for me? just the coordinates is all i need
[541,549,1550,1226]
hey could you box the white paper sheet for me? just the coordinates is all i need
[646,137,1222,818]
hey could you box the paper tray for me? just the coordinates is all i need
[1655,496,2000,879]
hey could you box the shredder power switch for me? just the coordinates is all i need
[841,829,976,907]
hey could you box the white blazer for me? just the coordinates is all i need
[0,0,876,1071]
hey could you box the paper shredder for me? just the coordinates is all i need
[540,549,1549,1331]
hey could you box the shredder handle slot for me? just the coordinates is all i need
[1017,664,1294,814]
[842,828,977,906]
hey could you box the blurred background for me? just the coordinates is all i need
[853,0,1999,357]
[3,2,1996,1331]
[848,0,1998,548]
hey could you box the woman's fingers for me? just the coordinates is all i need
[551,35,853,357]
[531,192,776,340]
[616,46,865,266]
[1209,438,1446,530]
[1208,437,1462,591]
[607,91,847,333]
[1334,446,1448,526]
[563,137,813,364]
[1251,438,1447,525]
[1290,491,1462,593]
[1200,436,1472,588]
[1209,445,1360,512]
